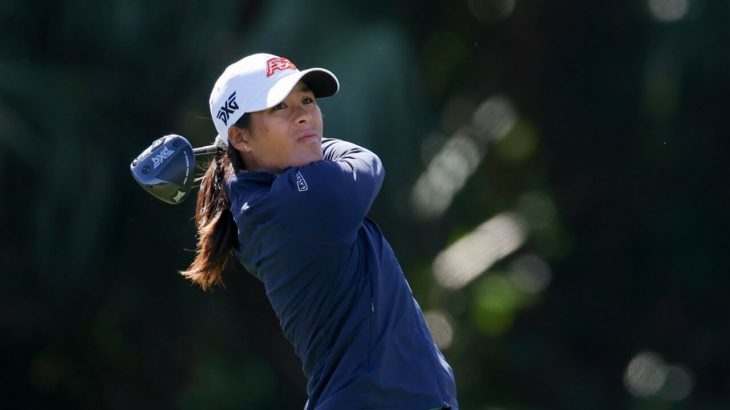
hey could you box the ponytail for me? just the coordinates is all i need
[180,143,239,290]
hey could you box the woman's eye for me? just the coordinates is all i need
[272,102,286,111]
[303,97,314,104]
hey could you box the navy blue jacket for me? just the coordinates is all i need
[227,138,458,410]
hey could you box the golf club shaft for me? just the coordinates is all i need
[193,144,218,156]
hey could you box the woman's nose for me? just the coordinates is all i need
[294,105,312,123]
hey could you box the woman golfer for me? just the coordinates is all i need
[182,53,458,410]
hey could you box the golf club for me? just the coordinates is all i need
[130,134,217,204]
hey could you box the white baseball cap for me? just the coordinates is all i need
[209,53,339,145]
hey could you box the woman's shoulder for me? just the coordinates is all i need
[226,171,281,222]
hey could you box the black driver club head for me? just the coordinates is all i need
[130,134,196,204]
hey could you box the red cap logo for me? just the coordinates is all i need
[266,57,297,77]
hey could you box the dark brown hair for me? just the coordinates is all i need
[180,115,249,290]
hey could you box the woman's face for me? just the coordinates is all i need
[238,81,324,173]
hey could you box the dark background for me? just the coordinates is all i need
[2,0,728,409]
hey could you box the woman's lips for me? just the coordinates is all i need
[297,132,319,142]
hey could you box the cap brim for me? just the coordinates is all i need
[264,68,339,110]
[300,68,339,98]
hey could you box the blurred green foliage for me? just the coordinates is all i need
[2,0,729,409]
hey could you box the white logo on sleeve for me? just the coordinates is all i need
[242,202,250,211]
[295,171,308,192]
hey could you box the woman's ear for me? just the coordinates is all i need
[228,126,250,153]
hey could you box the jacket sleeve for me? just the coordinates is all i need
[271,138,385,244]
